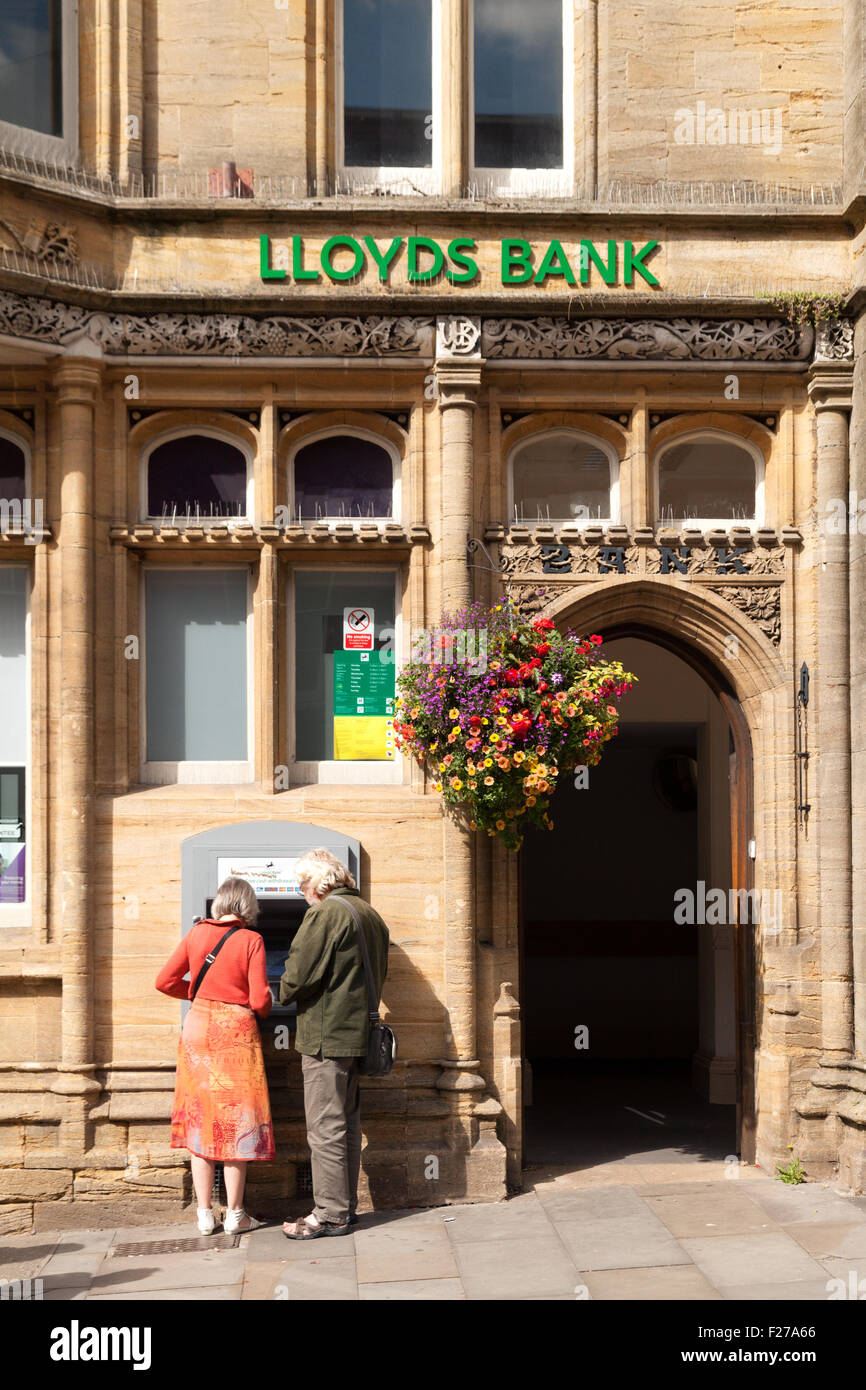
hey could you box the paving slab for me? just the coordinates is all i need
[242,1226,354,1262]
[87,1285,243,1301]
[443,1194,555,1244]
[680,1232,828,1288]
[355,1227,460,1283]
[741,1184,866,1226]
[717,1278,839,1301]
[581,1263,722,1300]
[87,1250,248,1296]
[241,1260,289,1300]
[642,1187,774,1238]
[452,1233,582,1300]
[785,1220,866,1260]
[533,1184,651,1222]
[555,1211,693,1271]
[818,1255,866,1288]
[359,1277,466,1300]
[265,1256,358,1300]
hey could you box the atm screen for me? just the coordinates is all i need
[205,896,308,1024]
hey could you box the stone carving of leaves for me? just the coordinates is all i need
[482,316,812,362]
[748,547,786,576]
[713,585,781,645]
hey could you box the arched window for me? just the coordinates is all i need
[144,433,250,522]
[509,431,616,525]
[0,433,27,503]
[292,434,396,522]
[657,433,761,525]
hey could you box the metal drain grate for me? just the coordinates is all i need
[296,1161,314,1196]
[113,1233,241,1256]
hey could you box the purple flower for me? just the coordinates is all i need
[551,673,563,686]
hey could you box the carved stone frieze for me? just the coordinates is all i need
[482,317,813,361]
[813,316,855,363]
[0,218,78,265]
[0,290,436,356]
[709,584,781,645]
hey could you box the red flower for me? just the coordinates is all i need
[504,669,521,686]
[534,643,551,657]
[590,634,603,646]
[469,714,482,726]
[538,682,548,693]
[532,618,555,632]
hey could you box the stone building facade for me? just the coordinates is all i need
[0,1,864,1231]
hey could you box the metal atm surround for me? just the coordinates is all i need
[180,821,361,1031]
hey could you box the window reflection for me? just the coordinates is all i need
[344,0,432,167]
[0,436,26,503]
[512,434,612,523]
[293,436,394,521]
[146,436,248,522]
[0,0,63,137]
[658,437,758,522]
[474,0,563,170]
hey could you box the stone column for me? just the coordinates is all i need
[435,317,485,1100]
[440,0,469,197]
[807,352,854,1058]
[52,354,103,1150]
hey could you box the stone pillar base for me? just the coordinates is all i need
[691,1049,737,1104]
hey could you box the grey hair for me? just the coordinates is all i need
[295,848,356,898]
[211,876,259,926]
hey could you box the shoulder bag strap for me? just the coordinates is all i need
[190,924,242,999]
[341,897,380,1023]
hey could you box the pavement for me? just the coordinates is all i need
[3,1162,866,1301]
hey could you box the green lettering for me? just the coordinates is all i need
[408,236,445,284]
[259,234,286,281]
[534,240,576,286]
[321,235,365,282]
[364,236,404,283]
[446,238,480,285]
[292,235,320,282]
[580,239,617,286]
[624,240,660,287]
[501,239,534,285]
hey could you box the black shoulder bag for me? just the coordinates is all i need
[342,898,396,1077]
[190,923,243,999]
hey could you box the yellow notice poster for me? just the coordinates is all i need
[333,716,395,761]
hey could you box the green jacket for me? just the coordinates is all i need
[279,887,390,1057]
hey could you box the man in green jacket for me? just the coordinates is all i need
[279,848,389,1239]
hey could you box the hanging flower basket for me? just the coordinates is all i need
[394,598,638,851]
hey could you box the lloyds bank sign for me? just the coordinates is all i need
[258,235,661,287]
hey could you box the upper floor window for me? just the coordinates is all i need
[509,431,617,525]
[144,433,251,525]
[0,0,77,162]
[339,0,437,193]
[471,0,571,195]
[656,433,762,526]
[290,433,398,523]
[0,433,27,503]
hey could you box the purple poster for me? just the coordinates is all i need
[0,838,25,904]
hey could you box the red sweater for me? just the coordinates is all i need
[155,918,273,1018]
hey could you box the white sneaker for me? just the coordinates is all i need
[224,1207,247,1234]
[197,1207,215,1235]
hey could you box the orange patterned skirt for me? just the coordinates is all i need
[171,998,275,1161]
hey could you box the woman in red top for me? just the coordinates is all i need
[156,876,275,1235]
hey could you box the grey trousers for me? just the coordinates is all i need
[301,1052,362,1225]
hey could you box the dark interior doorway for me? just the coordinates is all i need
[520,636,738,1177]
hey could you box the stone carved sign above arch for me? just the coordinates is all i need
[499,537,787,645]
[0,290,841,363]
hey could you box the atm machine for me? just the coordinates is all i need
[180,822,361,1031]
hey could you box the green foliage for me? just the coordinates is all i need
[776,1155,807,1184]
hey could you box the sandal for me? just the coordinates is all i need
[283,1215,351,1240]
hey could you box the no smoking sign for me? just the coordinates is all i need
[343,606,374,650]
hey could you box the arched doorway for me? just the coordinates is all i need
[518,592,760,1181]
